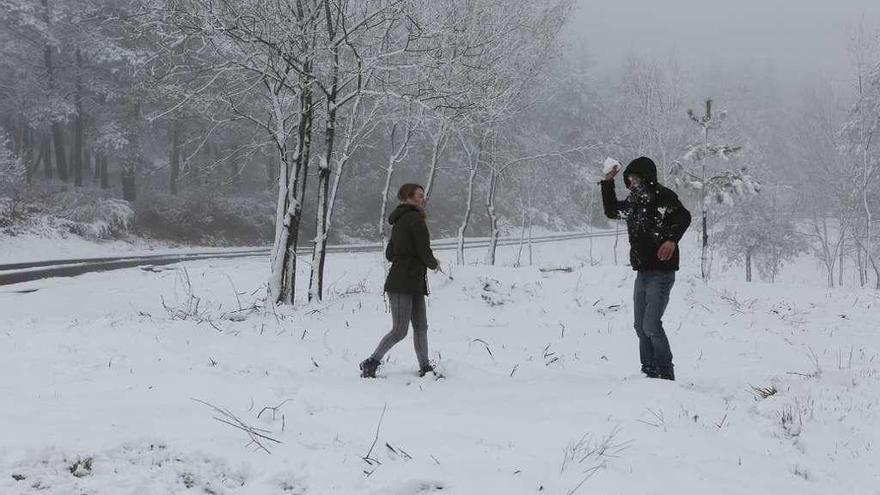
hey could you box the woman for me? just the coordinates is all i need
[360,183,439,378]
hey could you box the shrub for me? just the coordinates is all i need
[133,192,275,246]
[51,190,135,239]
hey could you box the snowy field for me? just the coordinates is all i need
[1,235,878,494]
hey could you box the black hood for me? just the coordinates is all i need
[388,203,422,225]
[623,157,658,188]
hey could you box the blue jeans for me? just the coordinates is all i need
[633,270,675,373]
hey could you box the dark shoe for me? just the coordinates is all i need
[641,365,659,378]
[418,364,435,377]
[360,358,380,378]
[656,368,675,381]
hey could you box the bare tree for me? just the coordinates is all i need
[841,23,880,288]
[454,128,485,265]
[378,115,414,242]
[155,0,324,304]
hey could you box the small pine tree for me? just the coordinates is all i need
[671,99,761,279]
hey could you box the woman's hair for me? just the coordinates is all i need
[397,183,425,202]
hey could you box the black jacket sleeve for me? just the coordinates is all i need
[384,238,394,262]
[409,215,439,270]
[600,179,630,219]
[660,189,691,242]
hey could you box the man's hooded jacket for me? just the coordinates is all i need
[601,157,692,271]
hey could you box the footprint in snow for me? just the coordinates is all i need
[386,480,446,494]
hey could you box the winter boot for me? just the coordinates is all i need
[418,364,435,377]
[641,365,659,379]
[656,367,675,381]
[360,358,380,378]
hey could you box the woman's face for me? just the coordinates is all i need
[405,187,427,209]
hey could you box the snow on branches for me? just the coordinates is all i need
[683,143,742,162]
[670,163,760,206]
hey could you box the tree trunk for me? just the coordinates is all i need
[700,171,709,279]
[42,134,53,179]
[73,49,84,187]
[456,135,483,265]
[43,0,68,183]
[204,141,216,186]
[308,42,340,303]
[83,147,92,181]
[863,175,874,290]
[745,249,752,282]
[121,165,136,201]
[169,120,182,195]
[310,158,331,303]
[871,256,880,290]
[30,137,44,183]
[456,162,478,265]
[269,73,313,306]
[121,103,142,201]
[270,140,296,304]
[23,125,35,183]
[286,84,313,300]
[613,220,620,265]
[265,159,276,191]
[93,148,101,182]
[10,118,24,157]
[527,208,533,266]
[99,153,109,189]
[51,124,68,182]
[858,244,867,287]
[379,123,412,242]
[859,70,876,290]
[424,123,448,199]
[587,193,596,264]
[700,105,710,280]
[228,149,240,190]
[515,201,527,268]
[484,168,499,265]
[379,162,394,242]
[818,218,835,288]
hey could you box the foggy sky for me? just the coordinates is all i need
[570,0,880,88]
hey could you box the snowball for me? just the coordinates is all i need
[602,157,621,175]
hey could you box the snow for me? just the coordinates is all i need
[602,157,621,175]
[1,235,878,494]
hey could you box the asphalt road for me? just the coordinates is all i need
[0,230,618,286]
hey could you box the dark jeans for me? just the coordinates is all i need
[371,292,429,368]
[633,270,675,373]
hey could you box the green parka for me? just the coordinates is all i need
[384,204,438,295]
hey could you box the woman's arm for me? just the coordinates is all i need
[411,216,439,270]
[384,236,394,262]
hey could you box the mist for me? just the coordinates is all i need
[570,0,880,93]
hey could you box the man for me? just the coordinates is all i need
[601,157,691,381]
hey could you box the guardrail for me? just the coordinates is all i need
[0,230,618,286]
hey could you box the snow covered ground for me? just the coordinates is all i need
[1,235,878,494]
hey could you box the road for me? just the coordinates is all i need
[0,230,618,286]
